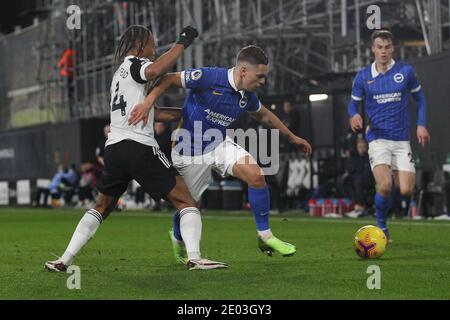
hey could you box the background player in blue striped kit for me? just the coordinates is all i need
[348,30,430,240]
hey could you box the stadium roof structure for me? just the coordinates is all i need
[0,0,449,127]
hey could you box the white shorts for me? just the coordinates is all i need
[368,139,415,173]
[171,137,251,201]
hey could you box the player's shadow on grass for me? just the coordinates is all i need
[111,260,306,297]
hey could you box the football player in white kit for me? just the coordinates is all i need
[45,25,227,272]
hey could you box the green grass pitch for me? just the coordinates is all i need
[1,208,450,299]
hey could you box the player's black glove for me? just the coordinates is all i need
[176,26,199,49]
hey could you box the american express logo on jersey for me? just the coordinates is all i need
[204,109,236,127]
[373,92,402,104]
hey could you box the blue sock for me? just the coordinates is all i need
[375,193,389,230]
[172,210,182,241]
[248,186,270,231]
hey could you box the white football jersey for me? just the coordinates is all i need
[106,55,158,148]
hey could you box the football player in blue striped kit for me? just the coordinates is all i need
[348,30,430,240]
[129,45,312,264]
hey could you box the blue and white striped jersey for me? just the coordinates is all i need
[175,67,262,155]
[349,60,426,142]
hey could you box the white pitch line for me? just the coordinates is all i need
[200,215,450,228]
[280,217,450,228]
[123,211,450,228]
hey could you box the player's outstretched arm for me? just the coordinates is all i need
[250,106,312,156]
[144,26,198,81]
[128,73,183,126]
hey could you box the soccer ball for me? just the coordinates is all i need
[353,225,388,259]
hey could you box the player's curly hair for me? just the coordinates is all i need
[115,25,153,62]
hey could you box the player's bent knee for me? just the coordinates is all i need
[179,197,197,210]
[377,181,392,196]
[400,186,414,196]
[167,189,196,209]
[247,172,266,189]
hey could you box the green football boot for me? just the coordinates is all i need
[258,236,296,257]
[168,229,188,264]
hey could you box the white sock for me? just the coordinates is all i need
[60,209,103,265]
[258,229,273,241]
[179,207,202,260]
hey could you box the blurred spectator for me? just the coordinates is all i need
[339,128,362,158]
[76,162,97,208]
[59,48,75,79]
[338,129,366,174]
[96,124,110,167]
[34,164,63,208]
[279,100,300,153]
[415,165,449,219]
[266,100,300,212]
[60,164,79,205]
[35,164,78,208]
[341,138,374,217]
[59,48,75,105]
